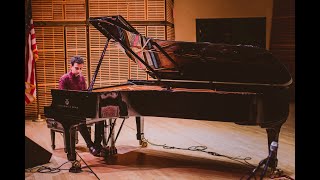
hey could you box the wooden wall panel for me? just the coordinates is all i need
[32,0,57,21]
[147,26,165,39]
[167,26,175,40]
[270,0,295,101]
[128,0,146,20]
[64,1,86,20]
[32,0,86,21]
[147,0,165,20]
[65,26,88,86]
[34,27,65,115]
[89,0,128,18]
[166,0,174,23]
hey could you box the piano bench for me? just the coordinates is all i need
[46,118,92,152]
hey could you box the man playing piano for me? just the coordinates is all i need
[59,55,105,157]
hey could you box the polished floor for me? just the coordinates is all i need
[25,103,295,180]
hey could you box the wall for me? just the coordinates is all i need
[174,0,273,49]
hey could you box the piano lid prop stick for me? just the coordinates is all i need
[88,38,110,92]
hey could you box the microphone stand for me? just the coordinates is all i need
[246,141,278,180]
[33,61,45,122]
[260,154,273,179]
[246,158,267,180]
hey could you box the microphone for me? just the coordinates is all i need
[260,141,278,179]
[269,141,278,157]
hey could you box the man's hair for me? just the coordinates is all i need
[70,56,84,66]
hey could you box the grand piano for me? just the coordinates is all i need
[44,15,292,172]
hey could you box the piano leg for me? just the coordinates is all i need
[67,125,82,173]
[68,125,77,161]
[62,124,77,161]
[136,116,147,147]
[266,125,282,170]
[102,120,108,147]
[87,126,91,139]
[50,129,56,150]
[247,124,283,179]
[75,131,79,144]
[105,119,115,146]
[63,130,68,153]
[103,119,118,156]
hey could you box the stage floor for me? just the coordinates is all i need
[25,103,295,180]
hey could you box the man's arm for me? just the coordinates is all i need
[58,75,67,90]
[84,78,87,90]
[81,76,87,90]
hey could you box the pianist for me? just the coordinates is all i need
[58,55,105,157]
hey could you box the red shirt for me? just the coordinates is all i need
[58,71,87,90]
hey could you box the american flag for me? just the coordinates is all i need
[25,0,39,105]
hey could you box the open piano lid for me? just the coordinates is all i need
[89,15,292,87]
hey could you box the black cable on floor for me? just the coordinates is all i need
[25,130,102,178]
[145,138,295,180]
[25,161,70,173]
[75,151,101,180]
[143,137,255,168]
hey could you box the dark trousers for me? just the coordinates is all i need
[78,121,104,148]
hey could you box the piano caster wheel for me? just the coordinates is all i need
[141,141,148,148]
[51,145,56,150]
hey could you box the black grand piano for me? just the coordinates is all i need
[44,15,292,173]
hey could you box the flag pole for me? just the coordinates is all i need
[32,63,44,122]
[33,61,45,122]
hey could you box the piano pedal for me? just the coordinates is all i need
[69,160,82,173]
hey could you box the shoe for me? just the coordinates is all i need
[89,146,101,156]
